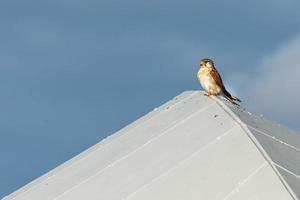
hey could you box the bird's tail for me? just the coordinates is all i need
[222,89,241,103]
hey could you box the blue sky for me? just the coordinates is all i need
[1,0,300,198]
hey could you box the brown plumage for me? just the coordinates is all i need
[197,58,241,104]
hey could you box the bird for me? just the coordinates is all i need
[197,58,241,105]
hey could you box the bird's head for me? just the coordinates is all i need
[200,58,214,68]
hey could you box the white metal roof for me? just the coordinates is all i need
[3,91,300,200]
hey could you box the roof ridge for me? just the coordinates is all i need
[211,94,299,200]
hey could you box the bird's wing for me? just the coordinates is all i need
[210,67,225,89]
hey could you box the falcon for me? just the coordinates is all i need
[197,58,241,104]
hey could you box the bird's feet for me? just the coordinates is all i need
[204,92,212,97]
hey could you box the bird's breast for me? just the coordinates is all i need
[197,67,221,94]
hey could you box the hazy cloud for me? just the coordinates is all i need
[243,35,300,131]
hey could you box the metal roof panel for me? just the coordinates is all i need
[3,91,299,200]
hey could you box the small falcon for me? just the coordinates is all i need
[197,58,241,105]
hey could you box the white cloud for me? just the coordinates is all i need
[244,35,300,130]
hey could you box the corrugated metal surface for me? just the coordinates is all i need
[226,99,300,200]
[277,167,300,198]
[3,91,299,200]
